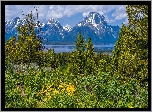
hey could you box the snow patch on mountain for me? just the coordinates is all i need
[5,12,120,44]
[63,24,72,32]
[77,23,82,27]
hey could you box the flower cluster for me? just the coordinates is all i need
[37,81,75,102]
[66,83,75,96]
[37,84,54,102]
[58,81,75,96]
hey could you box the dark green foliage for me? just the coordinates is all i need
[5,12,42,65]
[5,61,148,108]
[5,36,17,63]
[85,36,96,75]
[111,5,148,83]
[86,36,95,59]
[66,32,87,79]
[76,72,148,108]
[45,48,56,68]
[75,31,86,52]
[96,52,111,73]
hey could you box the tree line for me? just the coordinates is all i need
[5,5,148,85]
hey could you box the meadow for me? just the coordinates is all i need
[5,49,148,108]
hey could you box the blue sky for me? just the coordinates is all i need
[5,5,128,27]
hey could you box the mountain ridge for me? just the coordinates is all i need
[5,12,120,44]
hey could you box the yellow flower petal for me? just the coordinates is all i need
[54,89,59,95]
[46,85,51,89]
[61,88,65,92]
[46,92,50,96]
[48,88,53,92]
[43,98,47,102]
[48,96,52,100]
[41,86,44,91]
[59,84,64,88]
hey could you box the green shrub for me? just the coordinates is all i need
[110,5,148,84]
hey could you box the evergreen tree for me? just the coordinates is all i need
[5,36,17,63]
[5,11,43,65]
[75,31,86,52]
[111,5,148,83]
[67,31,86,79]
[85,36,96,75]
[86,36,95,59]
[96,52,110,73]
[45,48,56,68]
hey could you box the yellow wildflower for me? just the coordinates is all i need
[59,84,64,88]
[38,92,42,95]
[48,88,53,92]
[61,88,65,92]
[129,106,134,108]
[41,86,44,91]
[43,89,48,93]
[43,98,47,102]
[37,90,45,96]
[67,92,71,96]
[66,84,75,95]
[78,101,82,105]
[68,92,74,96]
[46,85,51,90]
[54,89,59,95]
[47,96,52,100]
[46,92,50,96]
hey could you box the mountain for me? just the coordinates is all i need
[63,24,72,32]
[5,12,120,44]
[39,18,65,43]
[5,17,20,42]
[63,12,119,44]
[5,17,28,42]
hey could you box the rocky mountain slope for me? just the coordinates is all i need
[5,12,120,44]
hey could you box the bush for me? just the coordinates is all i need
[5,66,148,108]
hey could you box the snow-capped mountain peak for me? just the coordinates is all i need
[63,24,72,32]
[47,18,55,24]
[5,12,120,44]
[85,12,107,25]
[35,22,45,28]
[76,12,108,29]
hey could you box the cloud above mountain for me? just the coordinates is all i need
[5,5,128,27]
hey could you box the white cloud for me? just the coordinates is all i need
[123,18,128,25]
[81,5,119,17]
[49,5,54,9]
[65,24,70,27]
[115,13,127,20]
[82,12,90,17]
[5,5,50,22]
[112,5,127,20]
[5,5,127,25]
[98,11,104,16]
[104,15,115,24]
[47,10,63,19]
[112,5,126,16]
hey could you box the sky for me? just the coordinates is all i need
[5,5,128,28]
